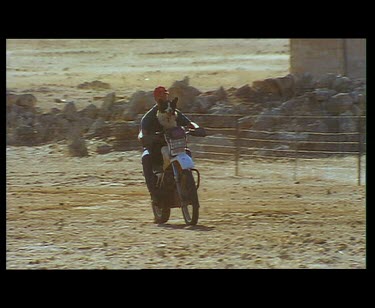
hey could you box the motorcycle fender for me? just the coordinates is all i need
[170,153,195,169]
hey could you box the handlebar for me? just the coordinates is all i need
[141,126,206,147]
[187,127,207,137]
[154,126,207,137]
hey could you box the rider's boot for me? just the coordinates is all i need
[145,175,161,204]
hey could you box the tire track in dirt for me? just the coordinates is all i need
[7,176,365,269]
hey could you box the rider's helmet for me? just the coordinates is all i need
[153,86,169,101]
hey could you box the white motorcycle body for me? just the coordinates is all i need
[161,146,194,171]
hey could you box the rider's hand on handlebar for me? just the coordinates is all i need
[185,122,206,137]
[188,127,207,137]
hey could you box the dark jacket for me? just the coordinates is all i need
[138,104,192,149]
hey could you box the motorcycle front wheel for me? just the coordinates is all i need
[180,170,200,225]
[152,201,170,224]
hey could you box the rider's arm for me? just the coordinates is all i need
[176,110,206,137]
[138,106,158,147]
[176,110,198,128]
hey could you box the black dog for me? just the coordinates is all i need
[157,97,178,129]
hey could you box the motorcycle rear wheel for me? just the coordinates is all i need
[180,170,199,225]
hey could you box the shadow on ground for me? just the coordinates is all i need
[157,223,215,232]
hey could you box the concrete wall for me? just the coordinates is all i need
[345,39,366,79]
[290,39,366,80]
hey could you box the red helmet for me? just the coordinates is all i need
[153,86,169,100]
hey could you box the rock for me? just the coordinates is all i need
[99,92,116,119]
[74,116,95,135]
[6,102,37,129]
[251,74,299,101]
[33,113,57,143]
[6,133,16,145]
[191,95,217,113]
[15,94,37,109]
[325,93,353,115]
[252,108,283,131]
[350,91,366,115]
[168,77,201,112]
[86,118,111,139]
[53,114,72,140]
[309,88,337,102]
[252,78,280,98]
[6,110,19,129]
[122,91,154,120]
[273,74,297,99]
[306,120,329,133]
[314,73,338,89]
[213,86,228,101]
[62,101,78,121]
[110,121,140,151]
[6,93,19,109]
[208,101,241,115]
[50,107,61,114]
[19,111,36,127]
[332,76,352,92]
[78,103,98,119]
[101,92,116,109]
[108,103,126,120]
[193,87,229,113]
[294,72,314,94]
[238,115,256,129]
[13,125,38,146]
[351,91,365,104]
[96,142,112,154]
[235,84,256,99]
[33,122,51,143]
[7,94,37,116]
[279,96,313,116]
[339,111,357,132]
[67,137,89,157]
[77,80,111,90]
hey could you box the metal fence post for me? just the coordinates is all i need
[235,119,240,176]
[293,119,298,182]
[357,115,362,186]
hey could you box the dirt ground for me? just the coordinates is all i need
[6,39,366,269]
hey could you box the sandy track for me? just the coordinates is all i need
[6,146,366,269]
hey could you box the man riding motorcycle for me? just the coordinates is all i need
[138,86,205,204]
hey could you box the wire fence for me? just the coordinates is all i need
[186,113,366,185]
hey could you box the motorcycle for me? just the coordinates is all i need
[151,126,206,225]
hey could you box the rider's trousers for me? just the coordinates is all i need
[142,151,157,195]
[141,147,192,195]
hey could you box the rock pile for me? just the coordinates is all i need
[77,80,111,90]
[6,73,366,158]
[200,73,365,158]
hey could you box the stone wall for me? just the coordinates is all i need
[290,39,366,81]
